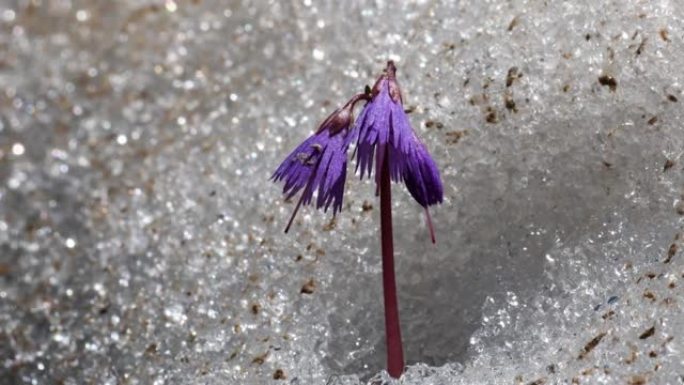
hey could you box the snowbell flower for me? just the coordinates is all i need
[272,94,368,233]
[355,61,443,241]
[273,62,444,379]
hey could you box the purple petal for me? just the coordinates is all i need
[387,143,406,182]
[371,84,392,146]
[352,76,443,208]
[273,127,352,217]
[390,102,414,154]
[272,132,330,200]
[355,80,395,180]
[353,103,372,143]
[355,139,375,179]
[402,140,443,207]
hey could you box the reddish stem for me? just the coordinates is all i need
[379,147,405,378]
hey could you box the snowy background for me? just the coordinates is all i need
[1,0,683,384]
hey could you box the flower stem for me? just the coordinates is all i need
[379,147,404,378]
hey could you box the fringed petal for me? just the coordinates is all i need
[403,140,443,207]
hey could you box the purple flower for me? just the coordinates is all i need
[272,94,366,232]
[273,62,444,377]
[355,61,443,239]
[273,61,443,240]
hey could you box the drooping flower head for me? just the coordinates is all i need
[272,94,368,232]
[355,61,444,241]
[273,61,443,240]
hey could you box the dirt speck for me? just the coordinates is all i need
[578,332,606,359]
[322,217,336,231]
[639,326,655,340]
[446,130,468,145]
[676,202,684,216]
[145,343,158,355]
[665,243,677,263]
[643,290,656,302]
[635,38,647,56]
[273,369,286,380]
[602,310,615,320]
[660,29,670,41]
[425,120,444,129]
[300,279,315,294]
[598,75,617,92]
[506,67,523,87]
[508,16,519,31]
[485,107,498,123]
[505,94,517,112]
[252,352,268,365]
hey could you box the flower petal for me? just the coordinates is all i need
[352,73,443,210]
[403,140,443,207]
[390,103,413,154]
[273,127,352,223]
[356,80,396,180]
[272,132,329,200]
[371,83,392,146]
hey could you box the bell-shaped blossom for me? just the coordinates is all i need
[355,61,443,239]
[272,95,365,232]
